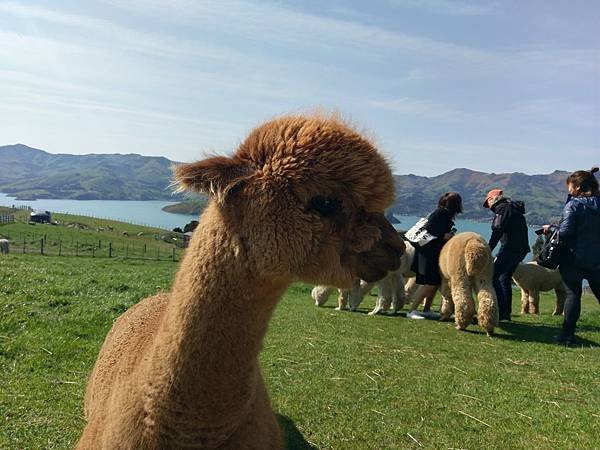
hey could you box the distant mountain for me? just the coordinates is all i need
[0,144,182,201]
[391,168,569,225]
[1,144,571,223]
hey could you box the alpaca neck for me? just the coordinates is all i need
[145,205,288,441]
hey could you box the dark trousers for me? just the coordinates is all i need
[493,248,527,319]
[559,265,600,336]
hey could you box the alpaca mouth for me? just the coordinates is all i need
[356,218,405,282]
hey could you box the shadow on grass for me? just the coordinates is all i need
[495,321,600,347]
[277,415,319,450]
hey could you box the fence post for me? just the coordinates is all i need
[59,240,62,256]
[143,244,146,258]
[23,238,26,254]
[172,247,175,261]
[76,241,79,257]
[156,248,159,260]
[92,244,95,258]
[40,238,44,255]
[109,242,113,258]
[126,244,129,259]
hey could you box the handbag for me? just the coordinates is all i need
[536,228,569,269]
[405,217,437,247]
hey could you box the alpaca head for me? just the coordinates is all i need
[175,114,404,287]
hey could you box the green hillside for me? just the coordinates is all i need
[0,144,182,201]
[1,144,575,223]
[391,168,569,224]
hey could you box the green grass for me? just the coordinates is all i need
[0,212,184,259]
[1,253,599,449]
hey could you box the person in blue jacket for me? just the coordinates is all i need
[543,167,600,346]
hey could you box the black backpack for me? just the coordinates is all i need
[536,227,572,269]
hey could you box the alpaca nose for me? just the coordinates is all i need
[355,214,404,282]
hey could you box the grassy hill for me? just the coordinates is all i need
[391,168,569,225]
[0,144,182,201]
[0,216,599,448]
[0,144,577,222]
[0,208,185,259]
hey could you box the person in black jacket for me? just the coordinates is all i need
[543,167,600,346]
[483,189,530,321]
[407,192,462,319]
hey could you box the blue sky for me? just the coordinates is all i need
[1,0,598,176]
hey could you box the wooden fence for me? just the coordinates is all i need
[0,214,14,224]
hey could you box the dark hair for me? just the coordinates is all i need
[566,167,599,196]
[438,192,463,217]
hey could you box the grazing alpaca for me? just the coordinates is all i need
[312,238,416,314]
[0,239,8,254]
[77,114,404,449]
[438,232,498,335]
[513,262,566,315]
[311,279,365,311]
[368,243,416,315]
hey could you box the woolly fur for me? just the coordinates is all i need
[77,114,403,449]
[513,262,566,315]
[438,232,499,336]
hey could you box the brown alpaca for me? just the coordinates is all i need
[77,114,404,449]
[438,232,499,335]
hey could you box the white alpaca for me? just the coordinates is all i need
[312,242,418,315]
[512,262,566,315]
[311,279,369,311]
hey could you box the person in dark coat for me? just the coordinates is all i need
[543,167,600,346]
[407,192,462,319]
[483,189,530,321]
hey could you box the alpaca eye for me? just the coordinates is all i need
[308,196,340,217]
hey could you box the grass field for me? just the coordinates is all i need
[1,251,599,449]
[0,210,184,260]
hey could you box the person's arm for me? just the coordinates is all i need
[425,210,447,238]
[558,201,578,240]
[488,203,510,251]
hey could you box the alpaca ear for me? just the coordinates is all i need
[173,156,252,201]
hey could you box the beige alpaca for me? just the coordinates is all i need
[513,262,566,315]
[313,241,417,314]
[438,232,498,335]
[77,114,404,449]
[368,243,416,315]
[311,279,365,311]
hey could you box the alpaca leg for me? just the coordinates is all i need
[312,286,335,307]
[348,278,364,311]
[336,289,349,311]
[404,276,418,300]
[439,279,454,321]
[451,278,475,331]
[392,274,406,314]
[475,279,499,336]
[369,278,392,315]
[520,288,529,314]
[554,285,567,316]
[529,290,540,314]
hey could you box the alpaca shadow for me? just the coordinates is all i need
[495,321,600,347]
[278,415,319,450]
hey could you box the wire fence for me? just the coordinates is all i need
[0,234,182,261]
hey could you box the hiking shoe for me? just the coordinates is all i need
[407,310,425,320]
[553,334,579,347]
